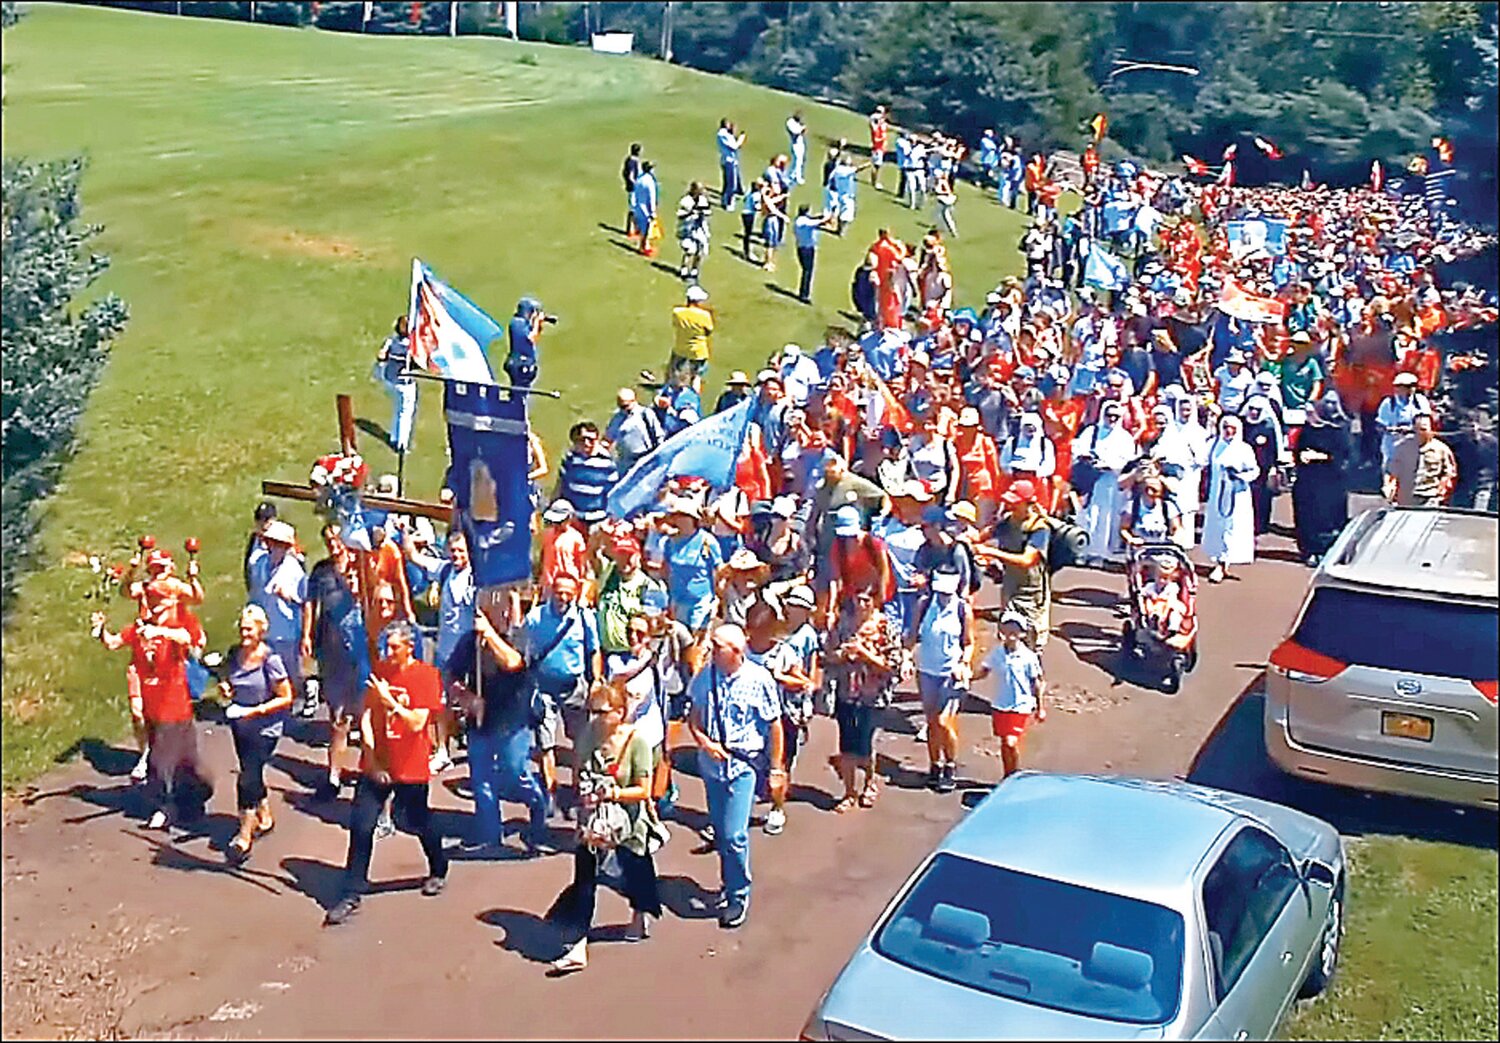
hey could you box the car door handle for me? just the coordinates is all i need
[1234,1031,1248,1041]
[1281,950,1295,964]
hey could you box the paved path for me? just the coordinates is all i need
[4,509,1490,1040]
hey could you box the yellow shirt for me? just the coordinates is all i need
[672,304,715,361]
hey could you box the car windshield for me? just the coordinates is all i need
[1294,587,1498,680]
[873,854,1184,1025]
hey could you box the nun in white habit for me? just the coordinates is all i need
[1160,389,1211,547]
[1073,400,1138,565]
[1000,412,1057,481]
[1201,413,1261,583]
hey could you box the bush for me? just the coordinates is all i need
[1,158,129,620]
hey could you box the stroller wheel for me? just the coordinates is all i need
[1164,655,1186,694]
[1120,622,1137,660]
[1185,643,1199,672]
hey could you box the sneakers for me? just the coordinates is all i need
[323,896,361,927]
[915,719,929,743]
[550,939,588,975]
[374,812,396,841]
[420,875,446,897]
[926,765,941,791]
[935,764,958,794]
[700,823,716,845]
[624,911,651,942]
[764,807,786,836]
[146,810,169,831]
[130,751,151,783]
[719,898,748,929]
[300,678,322,719]
[429,749,455,775]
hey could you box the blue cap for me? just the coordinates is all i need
[951,307,978,326]
[921,504,951,526]
[832,505,863,537]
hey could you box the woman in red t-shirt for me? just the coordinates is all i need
[92,591,211,830]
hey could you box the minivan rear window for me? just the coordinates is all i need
[1294,588,1499,680]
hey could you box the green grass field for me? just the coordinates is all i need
[1,3,1033,786]
[2,8,1495,1040]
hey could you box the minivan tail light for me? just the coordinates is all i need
[1473,681,1498,706]
[1268,639,1346,683]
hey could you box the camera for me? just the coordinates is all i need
[542,314,560,326]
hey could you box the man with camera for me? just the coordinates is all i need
[503,296,557,389]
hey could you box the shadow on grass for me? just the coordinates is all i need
[763,281,808,304]
[1187,676,1499,851]
[354,417,392,446]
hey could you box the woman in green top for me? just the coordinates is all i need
[548,683,662,974]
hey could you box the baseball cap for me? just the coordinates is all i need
[1393,371,1418,386]
[542,499,576,523]
[725,370,751,387]
[893,479,934,502]
[727,548,765,571]
[1000,479,1039,507]
[756,369,781,385]
[832,505,863,537]
[610,535,642,559]
[145,548,175,573]
[262,519,296,545]
[921,504,953,527]
[952,501,979,526]
[685,285,709,303]
[660,494,701,518]
[782,584,816,610]
[998,610,1030,632]
[957,407,981,427]
[770,495,798,519]
[1290,330,1313,344]
[780,343,803,359]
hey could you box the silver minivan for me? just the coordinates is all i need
[1264,507,1499,810]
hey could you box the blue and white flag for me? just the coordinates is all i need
[1083,245,1130,292]
[328,483,388,553]
[1226,219,1289,260]
[444,381,533,586]
[606,396,754,520]
[408,258,499,383]
[858,327,910,383]
[1133,203,1163,239]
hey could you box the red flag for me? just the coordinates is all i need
[1218,160,1235,187]
[1432,136,1454,166]
[1081,144,1099,174]
[1089,113,1108,144]
[1221,144,1238,162]
[1253,136,1283,160]
[1219,278,1287,324]
[1182,154,1209,177]
[871,372,914,435]
[1416,302,1449,339]
[1370,160,1384,193]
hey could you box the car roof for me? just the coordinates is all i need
[937,774,1237,906]
[1320,507,1498,602]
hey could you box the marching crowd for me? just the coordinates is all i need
[90,106,1497,972]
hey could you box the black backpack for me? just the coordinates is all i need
[1044,514,1088,573]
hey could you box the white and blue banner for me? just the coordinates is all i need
[1083,245,1130,291]
[408,258,499,384]
[606,396,754,519]
[1101,199,1136,234]
[1226,219,1289,260]
[443,381,533,586]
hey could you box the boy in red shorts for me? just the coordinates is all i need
[973,611,1046,779]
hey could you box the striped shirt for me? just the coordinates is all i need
[557,449,619,524]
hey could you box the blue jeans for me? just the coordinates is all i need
[720,159,741,209]
[468,726,548,845]
[699,756,757,904]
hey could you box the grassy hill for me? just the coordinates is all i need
[1,3,1034,785]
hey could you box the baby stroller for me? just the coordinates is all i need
[1120,540,1199,693]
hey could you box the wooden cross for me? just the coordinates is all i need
[258,394,455,658]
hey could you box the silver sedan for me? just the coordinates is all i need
[802,773,1345,1041]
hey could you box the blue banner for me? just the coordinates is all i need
[1226,219,1288,260]
[1101,199,1136,234]
[444,381,533,586]
[606,396,754,519]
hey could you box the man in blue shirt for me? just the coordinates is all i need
[519,574,600,819]
[605,387,664,473]
[687,623,786,929]
[655,369,703,437]
[504,297,547,388]
[793,204,836,304]
[555,421,620,528]
[716,118,746,210]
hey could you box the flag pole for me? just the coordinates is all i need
[406,370,563,398]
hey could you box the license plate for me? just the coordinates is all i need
[1381,712,1434,742]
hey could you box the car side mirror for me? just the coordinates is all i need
[1302,861,1336,888]
[960,787,994,811]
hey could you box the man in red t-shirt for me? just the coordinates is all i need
[93,589,212,829]
[868,105,889,189]
[324,621,449,926]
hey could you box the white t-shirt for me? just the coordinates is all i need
[980,644,1043,714]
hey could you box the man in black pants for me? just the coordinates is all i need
[792,204,835,305]
[324,622,449,926]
